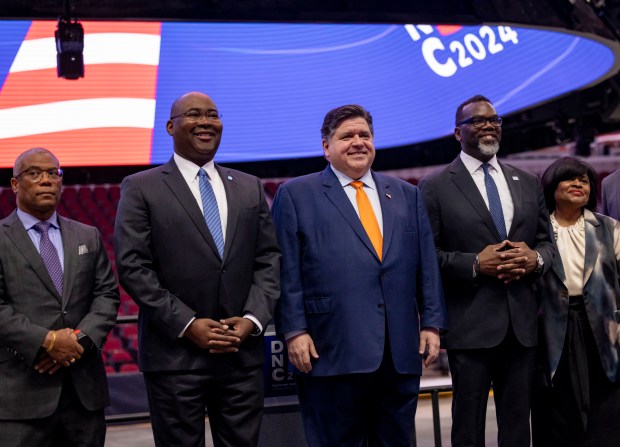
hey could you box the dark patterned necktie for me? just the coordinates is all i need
[33,222,63,296]
[198,168,225,257]
[481,163,507,240]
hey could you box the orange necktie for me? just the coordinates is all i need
[351,181,383,261]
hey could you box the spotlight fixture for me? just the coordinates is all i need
[55,17,84,79]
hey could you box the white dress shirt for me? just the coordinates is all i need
[460,151,514,236]
[173,153,261,336]
[330,165,384,234]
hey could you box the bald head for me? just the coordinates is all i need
[13,148,59,176]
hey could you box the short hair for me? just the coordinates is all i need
[13,148,59,176]
[455,94,493,125]
[541,156,598,212]
[321,105,373,140]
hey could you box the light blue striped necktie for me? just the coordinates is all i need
[198,168,224,257]
[481,162,507,241]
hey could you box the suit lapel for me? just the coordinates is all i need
[321,167,381,261]
[3,211,61,302]
[499,162,521,238]
[549,237,567,285]
[217,165,238,261]
[449,158,502,241]
[161,159,222,259]
[59,217,78,309]
[583,209,600,285]
[374,173,392,260]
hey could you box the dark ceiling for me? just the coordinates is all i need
[3,0,620,178]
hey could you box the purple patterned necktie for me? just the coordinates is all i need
[33,222,63,296]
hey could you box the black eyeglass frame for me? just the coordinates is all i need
[169,109,223,121]
[456,116,503,128]
[15,168,64,183]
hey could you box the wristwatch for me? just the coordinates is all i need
[73,329,94,350]
[535,251,544,273]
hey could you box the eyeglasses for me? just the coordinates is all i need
[15,168,64,183]
[170,109,222,122]
[456,116,503,128]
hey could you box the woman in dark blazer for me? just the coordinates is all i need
[533,157,620,446]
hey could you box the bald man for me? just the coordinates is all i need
[115,92,280,447]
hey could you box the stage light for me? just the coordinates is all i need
[55,17,84,79]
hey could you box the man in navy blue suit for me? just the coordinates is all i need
[272,104,447,447]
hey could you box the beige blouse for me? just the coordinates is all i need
[550,212,586,297]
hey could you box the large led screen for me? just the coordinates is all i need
[0,21,618,167]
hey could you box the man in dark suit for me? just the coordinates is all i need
[272,104,447,447]
[0,148,120,446]
[601,168,620,220]
[114,91,280,447]
[419,95,554,447]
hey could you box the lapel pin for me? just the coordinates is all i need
[512,176,519,180]
[385,193,392,199]
[227,175,233,180]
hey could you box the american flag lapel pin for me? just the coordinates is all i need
[512,176,519,181]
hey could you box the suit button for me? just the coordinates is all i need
[62,311,68,315]
[377,303,385,310]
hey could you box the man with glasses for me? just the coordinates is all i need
[115,91,280,447]
[0,148,120,446]
[419,95,554,447]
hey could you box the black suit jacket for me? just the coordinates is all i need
[419,157,554,349]
[0,212,119,419]
[602,169,620,221]
[114,158,280,371]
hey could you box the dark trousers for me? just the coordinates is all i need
[297,345,420,447]
[144,363,264,447]
[448,326,535,447]
[532,297,620,447]
[0,374,106,447]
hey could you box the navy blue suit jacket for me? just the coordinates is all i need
[272,166,447,377]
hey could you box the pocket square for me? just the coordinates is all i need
[78,244,89,255]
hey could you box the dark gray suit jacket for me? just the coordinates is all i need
[602,169,620,221]
[537,210,620,383]
[114,158,280,372]
[0,212,119,419]
[419,157,554,349]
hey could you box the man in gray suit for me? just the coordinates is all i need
[0,148,120,446]
[419,95,554,447]
[115,91,280,447]
[601,168,620,220]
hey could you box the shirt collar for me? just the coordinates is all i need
[459,151,501,175]
[174,153,218,183]
[16,209,60,230]
[329,165,377,190]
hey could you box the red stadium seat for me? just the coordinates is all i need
[119,363,140,373]
[103,337,123,353]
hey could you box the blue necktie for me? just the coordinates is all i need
[33,222,64,296]
[198,168,225,257]
[481,163,507,241]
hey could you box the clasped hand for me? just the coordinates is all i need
[185,317,255,353]
[478,240,538,283]
[35,328,84,374]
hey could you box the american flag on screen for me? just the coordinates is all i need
[0,21,161,167]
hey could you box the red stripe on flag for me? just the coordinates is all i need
[0,127,154,167]
[0,64,159,109]
[24,21,161,40]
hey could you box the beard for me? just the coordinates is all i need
[478,140,500,156]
